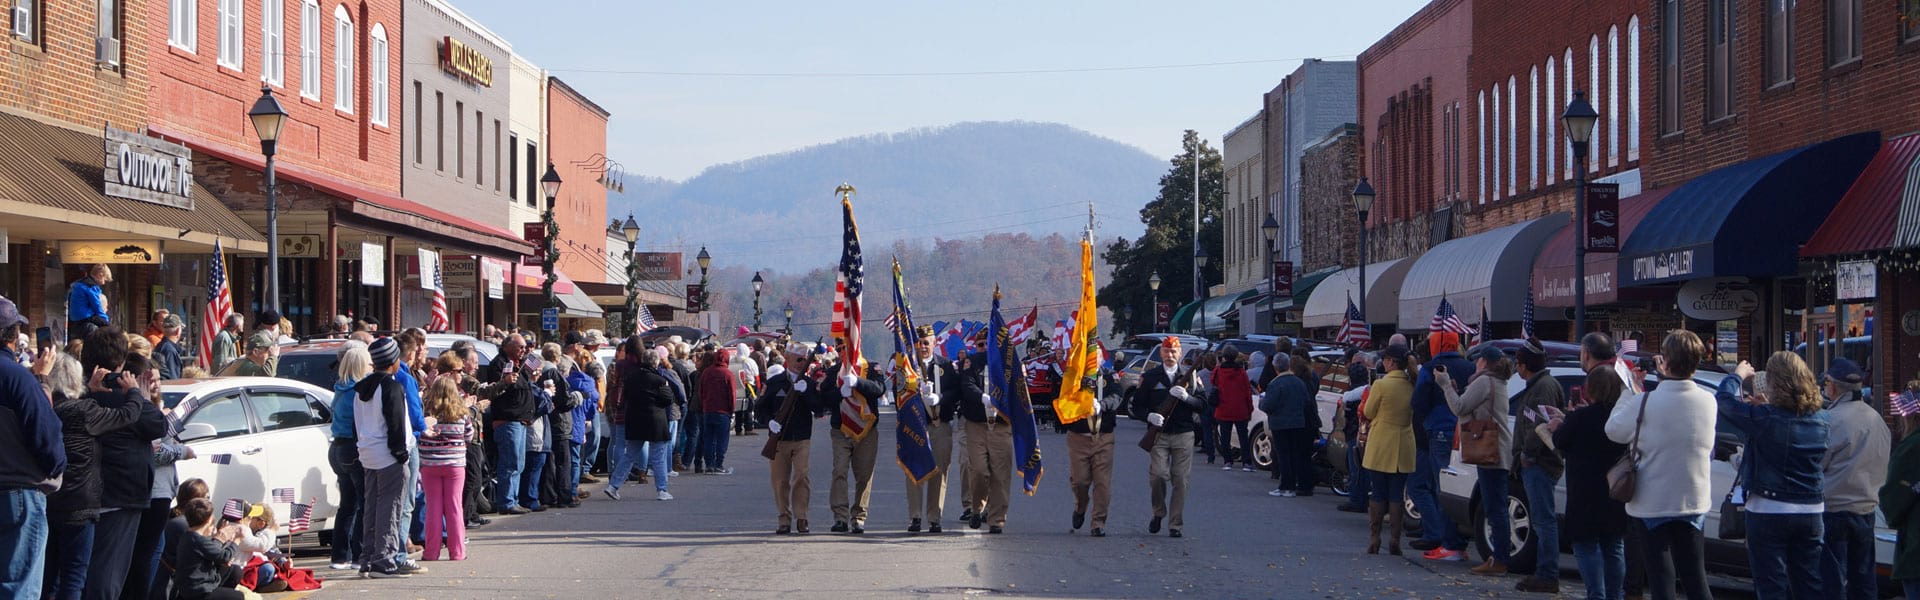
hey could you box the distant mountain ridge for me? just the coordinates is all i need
[612,121,1162,272]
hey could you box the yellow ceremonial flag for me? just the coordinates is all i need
[1053,236,1098,425]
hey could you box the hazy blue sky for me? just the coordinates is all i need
[452,0,1430,181]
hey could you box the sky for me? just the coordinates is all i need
[450,0,1431,181]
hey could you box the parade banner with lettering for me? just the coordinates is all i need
[987,287,1044,495]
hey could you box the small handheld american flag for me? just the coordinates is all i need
[222,498,247,521]
[288,499,314,533]
[271,487,295,503]
[1894,391,1920,417]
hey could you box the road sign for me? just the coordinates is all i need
[541,307,558,332]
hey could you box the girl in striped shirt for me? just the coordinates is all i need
[419,377,472,561]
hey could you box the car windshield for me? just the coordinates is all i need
[274,353,337,390]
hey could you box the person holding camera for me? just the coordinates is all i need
[1437,346,1513,576]
[1717,353,1831,600]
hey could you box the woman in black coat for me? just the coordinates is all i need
[607,344,677,501]
[1549,365,1632,600]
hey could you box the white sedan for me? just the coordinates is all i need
[163,377,340,536]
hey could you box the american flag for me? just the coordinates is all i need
[1430,297,1477,337]
[1521,284,1536,339]
[830,188,875,440]
[1477,300,1491,345]
[883,312,900,336]
[427,252,450,333]
[1005,307,1040,344]
[634,304,656,333]
[288,499,313,533]
[199,239,232,368]
[271,487,295,503]
[1336,296,1372,348]
[1896,392,1920,417]
[222,498,247,521]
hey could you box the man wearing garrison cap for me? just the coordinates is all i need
[901,325,956,533]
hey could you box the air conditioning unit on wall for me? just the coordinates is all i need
[95,37,121,67]
[10,7,29,38]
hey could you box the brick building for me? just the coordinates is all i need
[1221,111,1263,297]
[1354,0,1472,266]
[1299,124,1361,275]
[543,77,608,285]
[0,0,265,340]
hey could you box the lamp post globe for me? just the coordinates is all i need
[1352,178,1376,323]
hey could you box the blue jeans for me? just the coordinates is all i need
[326,442,363,565]
[85,506,142,600]
[1573,536,1626,600]
[1343,442,1371,507]
[43,518,92,600]
[1747,511,1824,600]
[1416,429,1463,550]
[519,451,549,510]
[1,489,46,600]
[701,413,731,470]
[492,422,528,511]
[1824,511,1877,600]
[607,438,648,493]
[1477,467,1513,563]
[565,441,583,500]
[1520,466,1560,579]
[402,445,423,561]
[682,412,703,469]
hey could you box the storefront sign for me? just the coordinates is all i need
[60,240,160,264]
[1835,260,1877,301]
[1538,270,1616,303]
[1678,277,1759,321]
[102,126,195,210]
[1155,301,1172,330]
[417,249,440,290]
[278,234,319,258]
[361,242,385,287]
[1273,261,1294,299]
[634,252,683,281]
[1585,183,1620,252]
[1605,311,1682,336]
[521,223,545,266]
[484,260,505,299]
[439,37,494,86]
[685,284,704,314]
[1630,249,1695,284]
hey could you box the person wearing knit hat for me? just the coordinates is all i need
[353,336,426,578]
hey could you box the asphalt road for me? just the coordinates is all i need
[289,412,1757,599]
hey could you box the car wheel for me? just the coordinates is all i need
[1472,485,1536,569]
[1250,425,1274,470]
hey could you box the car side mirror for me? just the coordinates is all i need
[178,422,218,443]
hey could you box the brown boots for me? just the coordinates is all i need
[1365,502,1385,554]
[1386,503,1404,555]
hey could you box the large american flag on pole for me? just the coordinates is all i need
[1336,296,1371,348]
[634,304,656,333]
[427,252,451,332]
[199,239,231,368]
[830,185,876,440]
[1430,297,1477,337]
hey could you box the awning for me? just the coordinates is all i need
[1172,291,1249,335]
[554,285,604,318]
[513,267,578,296]
[1622,132,1879,286]
[0,111,267,254]
[1802,133,1920,256]
[1399,213,1570,328]
[1302,258,1414,329]
[1531,188,1672,308]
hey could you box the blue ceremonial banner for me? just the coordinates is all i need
[987,288,1044,496]
[891,260,936,484]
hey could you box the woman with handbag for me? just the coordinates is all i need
[1551,366,1631,600]
[1715,353,1831,600]
[1436,345,1513,576]
[1605,330,1716,600]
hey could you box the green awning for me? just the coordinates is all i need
[1292,267,1340,301]
[1173,290,1255,336]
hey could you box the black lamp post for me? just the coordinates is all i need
[1262,213,1280,334]
[1352,178,1376,326]
[1563,91,1600,339]
[751,271,765,331]
[1148,271,1162,330]
[247,85,289,315]
[621,214,640,336]
[782,302,794,337]
[540,163,562,329]
[695,246,712,313]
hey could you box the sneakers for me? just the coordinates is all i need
[710,467,734,475]
[1268,489,1296,498]
[501,506,530,515]
[603,488,621,501]
[656,490,674,501]
[1423,548,1465,562]
[1222,465,1234,471]
[328,562,358,571]
[394,560,429,574]
[361,563,412,579]
[1242,466,1255,472]
[667,470,679,477]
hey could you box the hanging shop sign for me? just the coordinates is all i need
[60,240,160,264]
[634,252,683,281]
[278,234,320,258]
[439,37,495,86]
[483,260,505,300]
[1585,183,1621,252]
[1677,277,1759,321]
[417,249,440,290]
[102,126,195,210]
[361,242,385,287]
[684,284,704,315]
[1835,260,1877,302]
[1273,261,1295,299]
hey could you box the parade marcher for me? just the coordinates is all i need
[1137,337,1203,538]
[1440,346,1512,575]
[1362,345,1416,556]
[1410,331,1471,561]
[355,337,426,578]
[67,264,112,341]
[824,339,886,534]
[479,335,536,515]
[1820,358,1890,600]
[1553,366,1631,600]
[0,296,62,600]
[1511,339,1567,593]
[327,344,372,571]
[949,337,985,527]
[1606,330,1715,600]
[955,342,1016,535]
[1718,353,1830,600]
[209,315,243,372]
[902,327,955,533]
[756,344,819,534]
[1064,359,1121,537]
[80,329,169,600]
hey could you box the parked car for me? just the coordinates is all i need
[1433,366,1899,581]
[260,334,497,390]
[164,377,341,540]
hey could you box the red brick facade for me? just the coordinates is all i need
[1355,0,1472,262]
[144,0,401,193]
[546,77,609,284]
[0,0,149,129]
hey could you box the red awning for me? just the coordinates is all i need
[515,267,578,295]
[1530,187,1672,308]
[149,126,534,257]
[1802,133,1920,257]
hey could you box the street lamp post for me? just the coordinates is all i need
[540,164,562,330]
[621,214,640,337]
[1262,213,1280,335]
[1563,91,1600,340]
[695,247,712,331]
[1352,179,1376,327]
[751,271,765,331]
[1148,271,1162,331]
[783,302,795,337]
[247,86,289,315]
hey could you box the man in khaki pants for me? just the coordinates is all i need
[1138,338,1203,537]
[1065,381,1122,537]
[756,345,819,534]
[903,328,956,533]
[955,347,1012,534]
[824,341,886,534]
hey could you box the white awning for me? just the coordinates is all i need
[1301,258,1414,329]
[555,286,604,319]
[1398,213,1569,329]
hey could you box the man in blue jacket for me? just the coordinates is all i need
[1410,331,1474,561]
[0,296,64,599]
[66,264,112,341]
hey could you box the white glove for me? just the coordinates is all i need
[793,379,808,394]
[923,392,940,407]
[768,421,783,435]
[841,374,858,389]
[1148,413,1165,427]
[1169,386,1188,400]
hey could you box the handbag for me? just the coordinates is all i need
[1458,418,1502,466]
[1718,474,1747,540]
[1606,390,1652,503]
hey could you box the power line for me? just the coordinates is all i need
[392,55,1365,79]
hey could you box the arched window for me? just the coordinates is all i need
[1589,35,1601,171]
[333,5,354,113]
[1507,76,1517,198]
[1609,25,1621,167]
[1545,58,1557,184]
[300,0,319,99]
[1628,17,1642,161]
[1478,90,1487,203]
[1491,86,1502,200]
[370,24,388,126]
[1529,66,1540,190]
[1564,48,1574,180]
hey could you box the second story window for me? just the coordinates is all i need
[1765,0,1794,86]
[299,1,318,99]
[260,0,283,85]
[1828,0,1862,66]
[10,0,37,44]
[1708,0,1734,121]
[369,24,388,125]
[168,0,194,51]
[1659,0,1681,135]
[217,0,242,70]
[333,5,353,113]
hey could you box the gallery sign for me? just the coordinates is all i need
[439,37,494,86]
[361,242,385,287]
[103,126,194,210]
[1677,277,1759,321]
[60,240,160,264]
